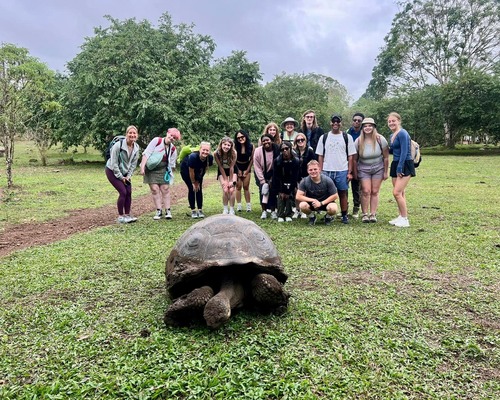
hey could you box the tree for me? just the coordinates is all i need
[0,43,54,186]
[210,51,267,139]
[364,0,499,146]
[59,13,217,152]
[263,73,348,129]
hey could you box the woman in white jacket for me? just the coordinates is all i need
[140,128,180,220]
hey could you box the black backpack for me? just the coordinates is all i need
[105,135,126,161]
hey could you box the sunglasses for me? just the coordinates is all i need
[353,119,362,122]
[296,138,305,143]
[236,136,245,140]
[305,115,314,119]
[281,147,290,152]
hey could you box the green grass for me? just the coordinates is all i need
[0,141,150,228]
[0,148,499,399]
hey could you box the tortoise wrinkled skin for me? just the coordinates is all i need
[164,215,289,328]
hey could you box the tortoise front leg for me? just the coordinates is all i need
[251,273,289,313]
[164,286,214,326]
[203,277,244,328]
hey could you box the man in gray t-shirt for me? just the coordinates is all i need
[296,160,339,225]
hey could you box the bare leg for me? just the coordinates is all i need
[160,184,170,210]
[149,184,162,209]
[392,176,411,217]
[360,179,371,215]
[370,178,383,215]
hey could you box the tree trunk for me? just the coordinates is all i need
[444,121,454,149]
[6,139,14,188]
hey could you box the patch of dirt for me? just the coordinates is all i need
[0,183,189,258]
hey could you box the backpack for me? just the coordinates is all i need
[411,139,422,168]
[105,135,126,161]
[322,131,349,157]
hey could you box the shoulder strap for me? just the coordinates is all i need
[343,131,348,157]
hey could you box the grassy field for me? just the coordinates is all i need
[0,142,499,399]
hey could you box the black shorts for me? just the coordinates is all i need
[390,160,416,178]
[308,202,329,212]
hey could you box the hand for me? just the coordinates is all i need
[312,199,321,209]
[139,167,145,175]
[383,172,389,181]
[347,172,353,182]
[193,182,200,192]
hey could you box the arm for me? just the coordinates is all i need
[382,145,389,180]
[109,142,124,180]
[253,149,266,185]
[245,146,254,176]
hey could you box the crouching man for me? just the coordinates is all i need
[296,160,338,226]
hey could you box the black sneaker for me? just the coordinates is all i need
[324,215,333,225]
[341,215,349,224]
[308,214,316,226]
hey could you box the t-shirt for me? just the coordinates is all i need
[315,132,356,171]
[298,175,337,202]
[181,152,213,181]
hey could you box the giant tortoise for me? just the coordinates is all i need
[164,215,289,328]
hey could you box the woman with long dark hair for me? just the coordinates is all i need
[234,129,254,212]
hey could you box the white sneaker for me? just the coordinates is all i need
[270,211,278,220]
[285,217,293,222]
[165,210,172,219]
[260,211,267,219]
[246,203,252,212]
[237,203,242,212]
[153,210,162,220]
[229,208,235,215]
[394,217,410,228]
[222,208,229,215]
[292,210,300,219]
[197,210,205,218]
[278,217,285,223]
[117,216,126,224]
[389,215,402,225]
[191,210,198,219]
[300,212,308,219]
[123,215,135,223]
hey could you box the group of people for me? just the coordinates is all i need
[105,111,415,228]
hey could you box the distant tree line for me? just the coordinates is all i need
[1,1,499,187]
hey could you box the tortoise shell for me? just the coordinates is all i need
[166,215,287,298]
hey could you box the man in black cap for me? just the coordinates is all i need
[315,114,357,224]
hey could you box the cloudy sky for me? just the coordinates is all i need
[0,0,399,100]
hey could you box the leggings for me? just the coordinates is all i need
[106,167,132,215]
[181,170,204,210]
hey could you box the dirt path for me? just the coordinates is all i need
[0,183,190,258]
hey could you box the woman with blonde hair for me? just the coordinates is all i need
[214,136,238,215]
[354,118,389,223]
[105,125,140,223]
[387,112,415,228]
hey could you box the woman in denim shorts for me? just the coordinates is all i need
[354,118,389,223]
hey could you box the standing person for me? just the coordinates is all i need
[214,136,237,215]
[280,117,299,142]
[259,122,282,146]
[296,160,338,226]
[180,141,214,219]
[272,141,300,222]
[299,109,324,152]
[234,129,254,212]
[316,114,356,224]
[354,118,389,223]
[293,132,316,218]
[140,128,180,220]
[253,133,279,219]
[105,125,140,223]
[387,112,415,228]
[346,112,364,219]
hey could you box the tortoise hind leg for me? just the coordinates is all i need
[251,273,290,313]
[164,286,214,326]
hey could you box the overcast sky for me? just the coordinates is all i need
[0,0,399,100]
